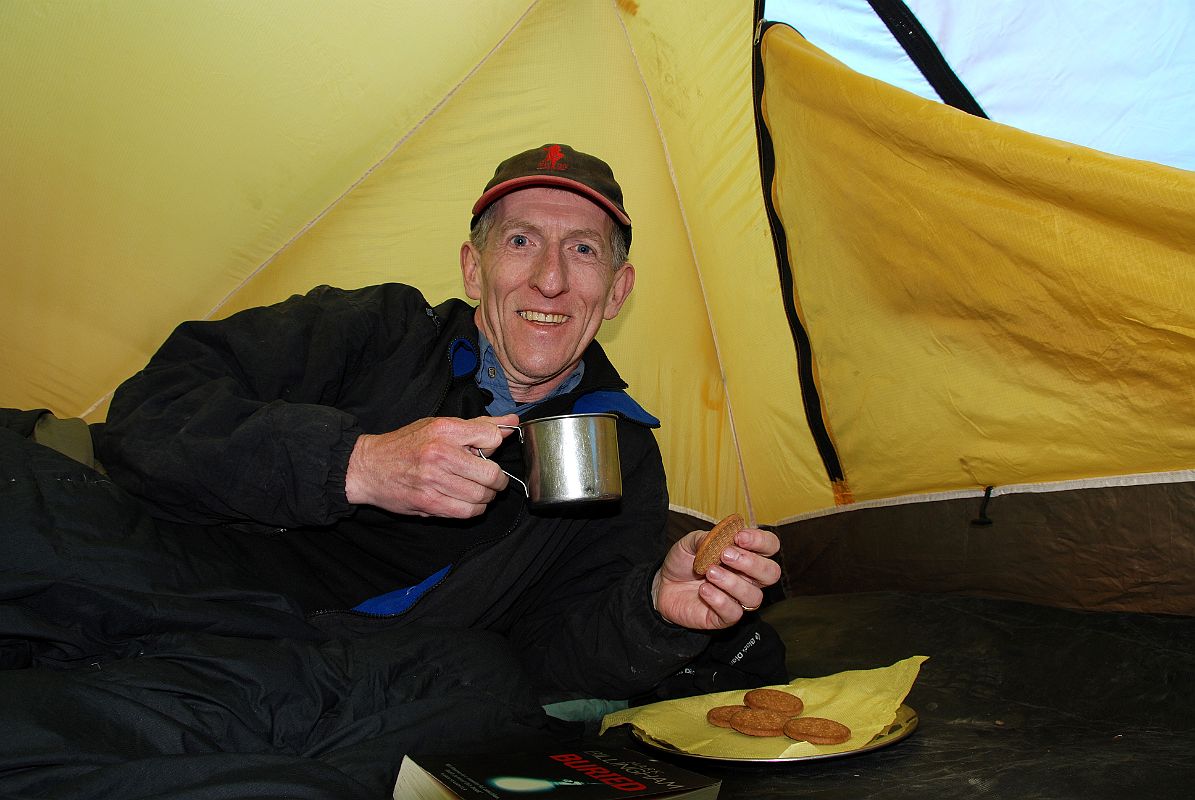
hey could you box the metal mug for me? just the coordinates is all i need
[480,413,622,507]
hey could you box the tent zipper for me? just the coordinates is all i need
[751,6,852,502]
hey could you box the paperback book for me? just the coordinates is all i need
[392,746,720,799]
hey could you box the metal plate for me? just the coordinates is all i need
[630,704,919,764]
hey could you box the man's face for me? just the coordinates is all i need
[460,187,635,401]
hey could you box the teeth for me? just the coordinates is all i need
[519,311,568,324]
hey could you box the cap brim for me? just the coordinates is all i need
[471,175,631,226]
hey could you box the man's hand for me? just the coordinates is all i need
[345,414,519,518]
[652,523,781,630]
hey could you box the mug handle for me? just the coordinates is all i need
[475,424,528,497]
[496,423,523,442]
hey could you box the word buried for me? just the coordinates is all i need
[549,753,646,792]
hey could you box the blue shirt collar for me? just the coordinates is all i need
[475,331,584,416]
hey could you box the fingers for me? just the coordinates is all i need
[425,459,507,502]
[701,563,766,619]
[345,415,522,519]
[687,526,780,582]
[467,414,521,457]
[732,527,781,559]
[653,527,783,630]
[678,529,707,557]
[697,527,781,620]
[492,413,521,434]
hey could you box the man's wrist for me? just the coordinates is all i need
[650,567,663,612]
[343,433,369,505]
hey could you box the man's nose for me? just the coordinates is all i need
[530,246,568,296]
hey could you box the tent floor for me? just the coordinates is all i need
[597,591,1195,799]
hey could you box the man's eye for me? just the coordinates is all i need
[576,243,593,255]
[510,235,529,247]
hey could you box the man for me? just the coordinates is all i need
[98,143,780,639]
[2,144,780,797]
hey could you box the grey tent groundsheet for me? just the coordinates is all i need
[599,591,1195,799]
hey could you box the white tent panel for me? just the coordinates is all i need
[767,0,1195,172]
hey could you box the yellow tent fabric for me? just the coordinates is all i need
[760,25,1195,511]
[3,2,1193,528]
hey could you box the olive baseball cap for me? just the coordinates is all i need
[471,143,632,247]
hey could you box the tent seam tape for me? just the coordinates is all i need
[667,504,719,525]
[80,1,542,419]
[771,468,1195,526]
[612,1,756,525]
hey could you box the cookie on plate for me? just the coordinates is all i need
[728,708,790,737]
[706,704,748,728]
[743,688,804,715]
[783,716,852,745]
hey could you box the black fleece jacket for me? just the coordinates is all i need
[97,282,708,698]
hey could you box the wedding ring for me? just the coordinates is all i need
[741,603,761,612]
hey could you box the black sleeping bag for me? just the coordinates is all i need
[0,419,578,799]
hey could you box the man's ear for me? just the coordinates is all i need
[460,241,482,301]
[603,263,636,320]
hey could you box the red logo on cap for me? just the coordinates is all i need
[537,144,568,171]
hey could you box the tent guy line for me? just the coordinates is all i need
[618,3,758,525]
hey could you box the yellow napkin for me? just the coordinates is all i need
[600,655,928,759]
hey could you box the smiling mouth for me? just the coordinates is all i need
[519,310,569,324]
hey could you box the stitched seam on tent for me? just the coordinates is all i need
[667,504,719,525]
[614,1,756,525]
[79,3,542,419]
[771,468,1195,526]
